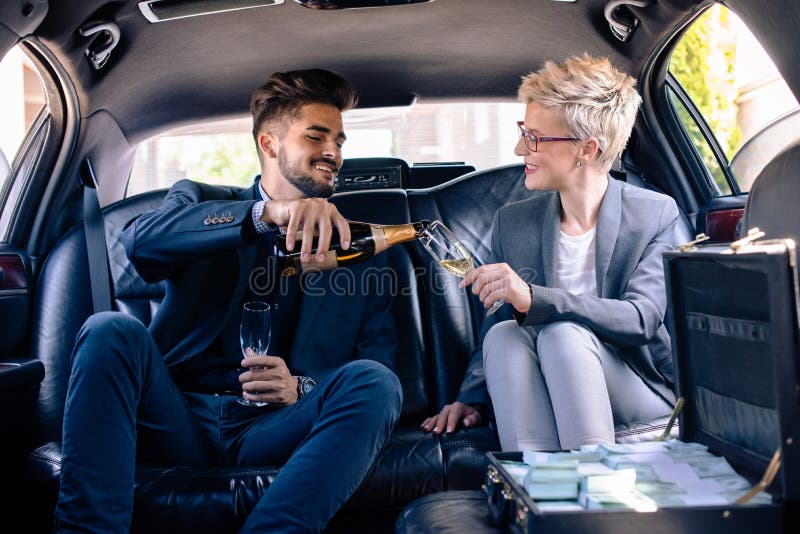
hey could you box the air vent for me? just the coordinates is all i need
[138,0,284,23]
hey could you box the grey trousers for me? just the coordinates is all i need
[483,320,671,451]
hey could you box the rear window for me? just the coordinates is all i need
[127,102,524,196]
[668,4,799,194]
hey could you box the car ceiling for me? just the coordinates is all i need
[0,0,700,143]
[3,0,799,144]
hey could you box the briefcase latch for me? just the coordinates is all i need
[729,228,766,253]
[678,233,710,252]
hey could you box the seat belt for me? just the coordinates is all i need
[80,158,113,313]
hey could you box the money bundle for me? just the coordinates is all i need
[514,439,771,510]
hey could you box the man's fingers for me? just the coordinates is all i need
[239,369,281,384]
[284,204,302,252]
[242,380,279,394]
[332,208,350,250]
[241,354,284,368]
[300,214,316,263]
[316,211,332,262]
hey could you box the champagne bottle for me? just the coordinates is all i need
[275,220,430,275]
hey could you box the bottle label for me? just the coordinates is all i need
[372,226,388,254]
[297,249,338,271]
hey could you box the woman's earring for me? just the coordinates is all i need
[576,160,583,168]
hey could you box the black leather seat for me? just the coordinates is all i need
[743,140,800,242]
[17,165,529,533]
[15,162,692,532]
[395,490,501,534]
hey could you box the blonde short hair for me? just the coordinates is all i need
[518,54,641,172]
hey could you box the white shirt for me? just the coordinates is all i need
[556,226,597,296]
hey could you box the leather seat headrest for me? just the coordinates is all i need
[744,141,800,243]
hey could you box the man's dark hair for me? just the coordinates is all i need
[250,69,358,141]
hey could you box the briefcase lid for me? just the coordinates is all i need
[663,239,800,501]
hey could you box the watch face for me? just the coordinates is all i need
[302,378,317,394]
[298,377,317,397]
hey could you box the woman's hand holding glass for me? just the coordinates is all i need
[418,221,506,316]
[461,262,532,315]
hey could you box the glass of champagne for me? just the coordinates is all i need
[238,301,272,406]
[418,221,505,316]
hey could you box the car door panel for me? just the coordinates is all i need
[0,247,29,356]
[703,205,745,242]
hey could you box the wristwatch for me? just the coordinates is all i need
[295,375,317,399]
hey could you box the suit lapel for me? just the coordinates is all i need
[540,192,561,287]
[595,176,621,297]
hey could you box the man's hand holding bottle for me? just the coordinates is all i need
[262,198,351,263]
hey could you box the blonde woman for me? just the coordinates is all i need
[464,55,680,451]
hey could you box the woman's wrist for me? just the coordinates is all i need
[513,283,533,313]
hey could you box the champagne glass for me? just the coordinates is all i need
[238,301,272,406]
[418,221,505,316]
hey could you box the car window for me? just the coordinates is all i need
[0,45,46,198]
[127,102,524,196]
[668,4,799,194]
[0,44,48,241]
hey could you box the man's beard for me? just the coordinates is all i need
[278,147,336,198]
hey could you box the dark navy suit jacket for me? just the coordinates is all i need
[120,179,398,382]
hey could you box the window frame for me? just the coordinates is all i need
[665,73,741,196]
[0,38,76,255]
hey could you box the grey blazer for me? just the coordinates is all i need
[457,177,682,406]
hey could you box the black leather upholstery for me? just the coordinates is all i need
[20,162,686,532]
[395,490,500,534]
[31,191,166,443]
[24,166,527,532]
[408,164,535,408]
[743,140,800,242]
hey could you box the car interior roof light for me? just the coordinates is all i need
[138,0,284,23]
[295,0,434,10]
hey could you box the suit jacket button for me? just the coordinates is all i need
[226,216,234,223]
[204,217,211,225]
[212,216,219,224]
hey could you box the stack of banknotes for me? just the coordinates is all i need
[496,439,772,511]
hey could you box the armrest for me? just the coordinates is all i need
[0,359,45,391]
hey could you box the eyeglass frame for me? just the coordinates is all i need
[516,121,580,152]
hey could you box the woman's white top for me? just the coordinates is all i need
[556,226,597,296]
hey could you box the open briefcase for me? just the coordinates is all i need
[484,235,800,533]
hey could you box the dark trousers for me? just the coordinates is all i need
[55,312,402,533]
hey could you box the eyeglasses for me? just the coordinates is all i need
[516,121,579,152]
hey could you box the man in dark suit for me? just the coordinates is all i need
[55,69,402,533]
